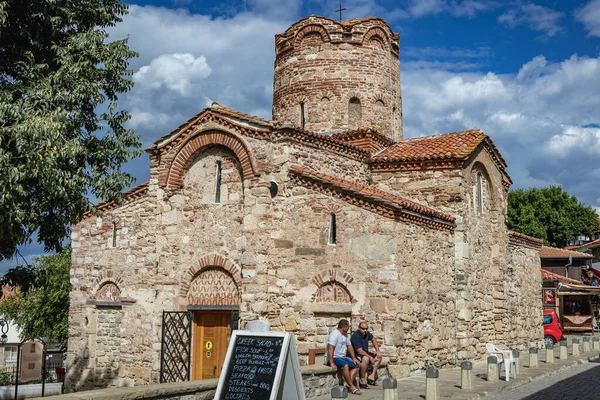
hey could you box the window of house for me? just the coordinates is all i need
[5,346,17,363]
[348,97,361,129]
[269,181,278,198]
[215,160,222,203]
[300,103,305,129]
[111,222,117,248]
[329,213,336,244]
[476,173,483,213]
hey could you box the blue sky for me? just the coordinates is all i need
[2,0,600,273]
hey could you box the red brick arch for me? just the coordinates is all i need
[165,130,257,190]
[180,254,242,297]
[362,27,390,48]
[294,24,330,48]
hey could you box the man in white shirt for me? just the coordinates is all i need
[326,319,361,395]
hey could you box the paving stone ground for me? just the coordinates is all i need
[312,335,600,400]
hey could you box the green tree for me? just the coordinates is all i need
[0,248,71,346]
[0,0,141,260]
[507,186,599,247]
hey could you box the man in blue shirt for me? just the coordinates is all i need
[350,321,382,387]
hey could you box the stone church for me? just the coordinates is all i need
[66,15,543,391]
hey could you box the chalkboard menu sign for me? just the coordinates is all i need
[215,331,305,400]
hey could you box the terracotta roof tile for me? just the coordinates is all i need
[540,246,593,259]
[372,129,493,163]
[508,230,543,250]
[569,237,600,251]
[326,128,395,154]
[541,269,584,285]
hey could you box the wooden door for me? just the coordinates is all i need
[192,311,231,380]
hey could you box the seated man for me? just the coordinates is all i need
[350,321,382,387]
[327,319,361,395]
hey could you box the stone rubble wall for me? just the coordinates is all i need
[371,147,543,360]
[67,125,542,391]
[273,16,402,141]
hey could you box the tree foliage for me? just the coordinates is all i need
[0,0,141,260]
[0,248,71,346]
[507,186,599,247]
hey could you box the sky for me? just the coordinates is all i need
[2,0,600,273]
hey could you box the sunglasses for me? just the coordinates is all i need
[358,326,368,331]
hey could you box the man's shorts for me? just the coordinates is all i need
[333,356,358,369]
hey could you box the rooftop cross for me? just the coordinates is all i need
[335,1,346,21]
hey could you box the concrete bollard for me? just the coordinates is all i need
[487,356,499,382]
[560,339,568,359]
[512,350,520,375]
[593,337,600,351]
[331,385,348,399]
[573,338,580,356]
[382,377,398,400]
[425,368,440,400]
[545,343,554,364]
[461,361,473,390]
[529,347,538,368]
[583,337,590,353]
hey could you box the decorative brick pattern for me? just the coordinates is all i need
[180,254,241,297]
[96,282,121,302]
[313,282,352,303]
[164,130,257,189]
[273,15,403,140]
[187,268,239,306]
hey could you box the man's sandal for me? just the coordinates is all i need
[351,388,362,395]
[359,383,369,389]
[367,379,377,386]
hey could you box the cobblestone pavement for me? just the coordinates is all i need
[487,359,600,400]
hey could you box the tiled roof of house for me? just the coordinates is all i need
[326,128,395,154]
[541,269,584,285]
[289,165,455,231]
[568,237,600,251]
[372,129,500,164]
[540,246,593,259]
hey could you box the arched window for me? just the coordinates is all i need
[300,103,305,128]
[348,97,361,129]
[269,181,278,198]
[215,160,222,203]
[329,213,336,244]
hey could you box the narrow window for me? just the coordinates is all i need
[269,181,278,198]
[300,103,305,129]
[348,97,361,129]
[215,160,222,203]
[329,213,336,244]
[476,173,483,213]
[111,222,117,248]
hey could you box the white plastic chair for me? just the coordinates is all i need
[485,343,515,381]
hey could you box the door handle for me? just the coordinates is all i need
[213,366,217,378]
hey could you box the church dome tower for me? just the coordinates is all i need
[272,15,403,141]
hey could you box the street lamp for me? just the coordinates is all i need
[0,320,8,344]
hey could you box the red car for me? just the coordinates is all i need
[543,309,564,346]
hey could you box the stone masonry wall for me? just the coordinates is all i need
[67,125,458,390]
[273,16,403,141]
[506,243,544,347]
[371,146,542,360]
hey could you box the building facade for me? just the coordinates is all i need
[65,15,543,391]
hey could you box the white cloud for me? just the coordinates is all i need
[407,0,496,18]
[133,53,212,96]
[402,53,600,207]
[498,2,564,37]
[575,0,600,37]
